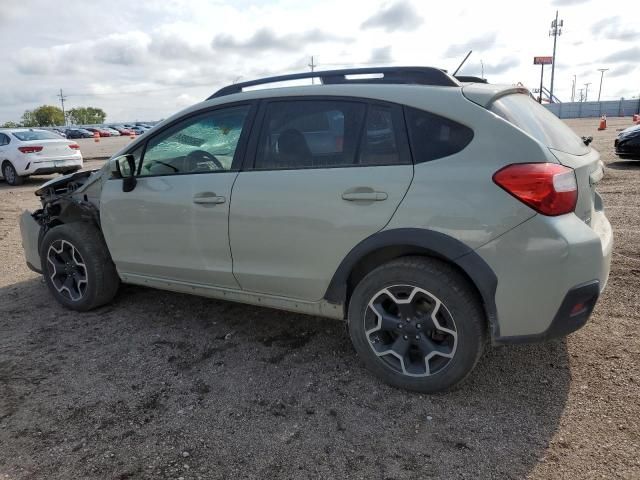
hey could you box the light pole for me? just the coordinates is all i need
[549,11,563,103]
[597,68,609,102]
[584,82,591,102]
[571,75,576,102]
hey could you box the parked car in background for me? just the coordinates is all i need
[85,127,111,137]
[52,128,67,138]
[103,127,121,137]
[0,128,82,185]
[129,126,147,135]
[18,67,612,393]
[65,128,95,139]
[111,126,134,136]
[614,124,640,159]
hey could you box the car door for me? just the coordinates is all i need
[229,98,414,300]
[100,103,255,288]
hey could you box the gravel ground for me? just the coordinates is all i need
[0,117,638,479]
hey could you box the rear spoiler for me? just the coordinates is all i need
[462,84,531,108]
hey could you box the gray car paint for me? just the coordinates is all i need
[100,172,240,288]
[229,165,413,300]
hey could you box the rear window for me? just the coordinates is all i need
[405,107,474,163]
[12,130,61,141]
[491,94,588,155]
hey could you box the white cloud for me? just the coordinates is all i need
[0,0,639,123]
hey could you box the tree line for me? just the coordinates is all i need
[1,105,107,128]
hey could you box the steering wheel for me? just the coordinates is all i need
[185,150,224,171]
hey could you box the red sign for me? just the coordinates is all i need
[534,56,553,65]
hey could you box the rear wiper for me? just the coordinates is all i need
[582,136,593,146]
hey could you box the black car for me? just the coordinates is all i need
[615,124,640,159]
[65,128,94,139]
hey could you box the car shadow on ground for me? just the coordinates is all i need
[0,278,570,479]
[607,159,640,170]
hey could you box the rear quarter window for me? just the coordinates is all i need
[490,94,588,155]
[404,107,474,163]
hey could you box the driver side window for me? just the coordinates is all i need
[138,105,251,177]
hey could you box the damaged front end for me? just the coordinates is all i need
[21,169,103,273]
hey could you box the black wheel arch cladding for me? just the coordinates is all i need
[324,228,499,337]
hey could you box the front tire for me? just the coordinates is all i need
[348,257,486,393]
[2,162,24,186]
[40,223,120,311]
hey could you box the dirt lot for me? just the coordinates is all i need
[1,118,638,479]
[74,136,135,160]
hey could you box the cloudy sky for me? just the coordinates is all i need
[0,0,638,123]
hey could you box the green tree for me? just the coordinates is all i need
[67,107,107,125]
[21,105,65,127]
[1,121,20,128]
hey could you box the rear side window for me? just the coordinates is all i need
[255,100,366,169]
[358,105,407,166]
[405,107,474,163]
[491,94,588,155]
[0,133,9,146]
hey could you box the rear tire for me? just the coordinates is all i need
[348,256,486,393]
[2,162,24,186]
[40,223,120,311]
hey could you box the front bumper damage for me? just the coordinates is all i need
[20,211,43,273]
[19,169,102,275]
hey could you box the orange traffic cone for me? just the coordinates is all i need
[93,132,100,142]
[598,115,607,131]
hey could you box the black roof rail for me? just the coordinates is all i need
[455,75,488,84]
[208,66,460,99]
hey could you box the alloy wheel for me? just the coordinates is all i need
[3,165,16,184]
[47,239,88,301]
[364,285,458,377]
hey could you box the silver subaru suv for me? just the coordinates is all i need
[19,67,612,392]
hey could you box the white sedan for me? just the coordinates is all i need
[0,128,83,185]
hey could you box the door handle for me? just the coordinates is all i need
[341,190,388,202]
[193,192,226,205]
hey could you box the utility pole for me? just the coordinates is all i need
[584,82,591,102]
[597,68,609,102]
[571,75,576,102]
[548,10,563,103]
[579,88,584,102]
[308,56,317,85]
[480,59,484,80]
[57,88,67,126]
[538,64,546,103]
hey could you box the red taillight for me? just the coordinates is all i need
[18,146,43,154]
[493,163,577,216]
[68,143,80,150]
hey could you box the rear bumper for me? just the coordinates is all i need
[22,156,83,176]
[20,211,43,273]
[476,208,613,342]
[495,280,600,344]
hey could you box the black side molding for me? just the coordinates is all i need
[494,280,600,345]
[323,228,499,336]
